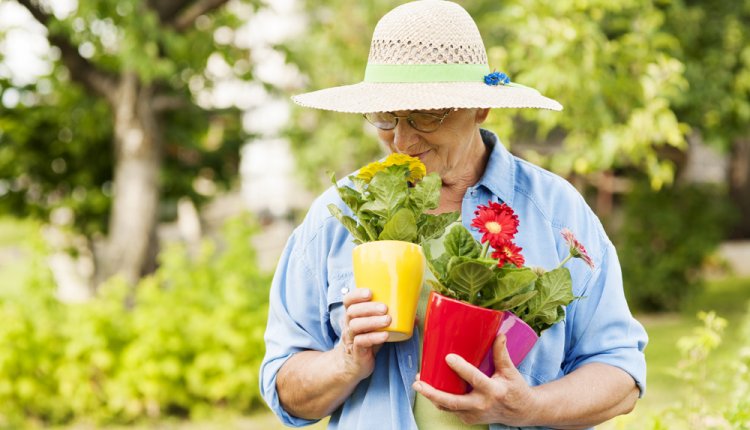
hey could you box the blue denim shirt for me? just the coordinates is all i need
[260,129,648,430]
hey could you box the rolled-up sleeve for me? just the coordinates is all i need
[259,228,335,426]
[562,241,648,396]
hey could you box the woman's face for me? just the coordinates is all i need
[376,108,490,179]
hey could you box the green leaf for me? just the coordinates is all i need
[522,267,574,334]
[327,204,367,243]
[367,169,408,219]
[430,253,452,285]
[410,173,442,212]
[423,241,440,279]
[496,268,538,300]
[444,224,480,258]
[378,208,417,242]
[426,279,453,298]
[338,186,365,214]
[418,211,460,243]
[359,199,390,220]
[350,176,368,193]
[479,268,538,309]
[491,290,538,311]
[331,172,366,214]
[526,306,566,336]
[448,261,494,304]
[360,217,379,242]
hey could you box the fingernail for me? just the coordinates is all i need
[446,354,457,365]
[377,304,387,313]
[414,382,423,390]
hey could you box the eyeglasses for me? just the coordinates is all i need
[363,110,452,133]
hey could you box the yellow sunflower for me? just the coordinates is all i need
[383,153,426,183]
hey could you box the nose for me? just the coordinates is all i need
[391,120,419,153]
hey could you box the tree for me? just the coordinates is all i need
[0,0,255,284]
[662,0,750,237]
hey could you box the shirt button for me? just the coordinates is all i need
[340,287,349,295]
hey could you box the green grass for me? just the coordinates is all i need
[47,411,327,430]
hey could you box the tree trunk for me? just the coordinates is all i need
[729,138,750,239]
[96,72,161,285]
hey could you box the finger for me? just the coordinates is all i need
[492,334,515,374]
[343,288,372,307]
[346,301,388,319]
[348,314,391,335]
[445,354,494,393]
[412,380,473,412]
[352,331,389,349]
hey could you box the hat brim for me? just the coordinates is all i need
[292,81,563,113]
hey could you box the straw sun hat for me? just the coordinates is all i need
[292,0,562,113]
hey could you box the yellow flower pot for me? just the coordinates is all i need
[352,240,425,342]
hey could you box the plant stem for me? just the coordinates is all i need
[481,241,490,259]
[556,253,573,269]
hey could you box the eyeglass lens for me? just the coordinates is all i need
[364,111,446,132]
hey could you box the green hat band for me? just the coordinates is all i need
[364,63,491,83]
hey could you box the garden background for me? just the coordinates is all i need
[1,0,749,428]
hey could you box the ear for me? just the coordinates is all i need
[475,108,490,124]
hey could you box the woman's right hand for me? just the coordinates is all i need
[340,288,391,381]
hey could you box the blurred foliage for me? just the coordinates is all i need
[664,0,750,151]
[0,216,269,428]
[284,0,678,190]
[0,1,253,235]
[472,0,688,189]
[283,0,750,193]
[647,310,750,429]
[0,78,113,236]
[617,181,737,312]
[282,1,393,191]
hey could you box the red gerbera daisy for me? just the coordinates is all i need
[491,241,525,268]
[471,201,519,246]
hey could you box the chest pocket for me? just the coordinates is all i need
[327,270,354,341]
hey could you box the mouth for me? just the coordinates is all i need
[410,150,431,162]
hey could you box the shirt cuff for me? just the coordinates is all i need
[259,353,323,427]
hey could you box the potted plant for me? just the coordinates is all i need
[421,201,594,394]
[329,154,459,341]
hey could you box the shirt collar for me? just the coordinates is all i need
[477,128,516,206]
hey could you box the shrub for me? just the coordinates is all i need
[617,182,735,312]
[647,309,750,429]
[0,215,271,427]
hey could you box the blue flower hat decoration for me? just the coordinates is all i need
[484,71,511,86]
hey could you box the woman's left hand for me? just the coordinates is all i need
[412,334,540,427]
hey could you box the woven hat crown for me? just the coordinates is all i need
[291,0,563,113]
[368,1,489,66]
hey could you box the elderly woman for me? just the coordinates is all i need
[259,1,647,429]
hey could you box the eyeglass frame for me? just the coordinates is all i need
[363,109,453,133]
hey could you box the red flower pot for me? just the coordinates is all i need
[420,291,505,394]
[420,292,540,394]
